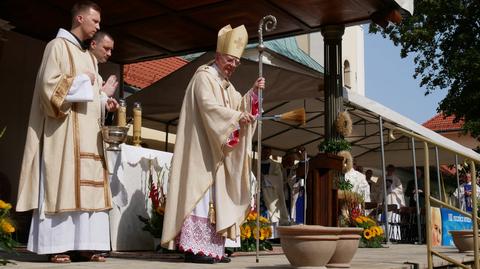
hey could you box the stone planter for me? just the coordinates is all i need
[450,230,480,252]
[327,227,363,268]
[277,225,340,269]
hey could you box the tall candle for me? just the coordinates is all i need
[117,99,127,127]
[133,102,142,146]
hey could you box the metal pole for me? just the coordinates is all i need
[165,124,169,152]
[379,116,389,244]
[455,155,461,207]
[303,150,308,224]
[434,146,442,201]
[424,142,433,269]
[256,15,276,264]
[471,161,478,269]
[411,137,422,244]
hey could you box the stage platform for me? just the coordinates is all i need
[1,244,476,268]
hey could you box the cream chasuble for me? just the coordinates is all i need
[17,29,111,214]
[17,29,111,254]
[161,64,256,250]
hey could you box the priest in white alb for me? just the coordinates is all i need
[16,1,118,263]
[161,24,264,264]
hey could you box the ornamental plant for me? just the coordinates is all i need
[240,211,272,252]
[0,199,17,265]
[353,215,384,248]
[138,169,166,240]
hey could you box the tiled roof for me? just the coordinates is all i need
[123,57,188,89]
[422,113,464,132]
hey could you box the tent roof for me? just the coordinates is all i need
[0,0,413,64]
[126,53,480,169]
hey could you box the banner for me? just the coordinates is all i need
[441,207,473,246]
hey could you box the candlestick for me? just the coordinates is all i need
[117,99,127,127]
[133,102,142,146]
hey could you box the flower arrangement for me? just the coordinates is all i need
[0,199,16,265]
[353,216,384,248]
[240,211,273,252]
[138,170,166,240]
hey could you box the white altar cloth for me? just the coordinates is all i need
[106,144,172,251]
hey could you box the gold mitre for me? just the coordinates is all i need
[216,24,248,58]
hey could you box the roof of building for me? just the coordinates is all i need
[123,36,323,90]
[422,113,464,132]
[123,57,189,89]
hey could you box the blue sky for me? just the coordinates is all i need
[364,30,447,124]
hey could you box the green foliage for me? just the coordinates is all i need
[338,176,353,191]
[318,138,351,154]
[369,0,480,138]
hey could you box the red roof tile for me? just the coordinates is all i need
[123,57,188,89]
[422,113,464,132]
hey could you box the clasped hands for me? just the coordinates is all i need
[85,72,120,112]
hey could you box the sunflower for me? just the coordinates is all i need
[0,219,15,234]
[241,225,252,240]
[0,200,11,210]
[363,228,373,240]
[373,226,384,235]
[247,211,258,221]
[259,216,269,223]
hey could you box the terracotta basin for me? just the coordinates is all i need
[327,227,363,268]
[450,230,480,252]
[277,225,340,269]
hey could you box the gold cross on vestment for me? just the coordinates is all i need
[234,37,244,49]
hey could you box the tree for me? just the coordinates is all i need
[369,0,480,139]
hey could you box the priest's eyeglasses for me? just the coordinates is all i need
[223,55,241,67]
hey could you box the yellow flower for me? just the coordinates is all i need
[0,200,12,210]
[1,219,15,234]
[374,226,384,235]
[355,217,363,224]
[247,211,258,221]
[241,225,252,240]
[259,216,269,223]
[363,228,373,240]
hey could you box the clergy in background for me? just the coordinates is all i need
[161,24,265,264]
[16,1,118,263]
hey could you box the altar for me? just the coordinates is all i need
[106,144,172,251]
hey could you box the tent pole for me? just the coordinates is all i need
[379,116,389,244]
[434,146,442,201]
[411,137,422,244]
[455,155,460,207]
[424,142,433,269]
[165,124,169,152]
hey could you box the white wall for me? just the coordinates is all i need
[295,25,365,96]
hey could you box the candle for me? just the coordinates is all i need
[133,102,142,146]
[117,99,127,127]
